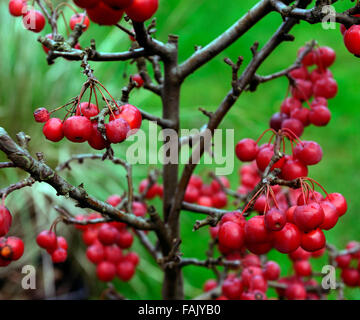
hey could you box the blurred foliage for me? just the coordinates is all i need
[0,0,360,299]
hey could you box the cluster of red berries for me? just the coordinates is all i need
[183,175,229,209]
[75,194,144,282]
[0,205,24,266]
[270,46,337,137]
[336,241,360,287]
[8,0,46,33]
[73,0,158,25]
[138,178,163,199]
[275,276,320,300]
[341,15,360,56]
[34,102,142,150]
[36,230,68,263]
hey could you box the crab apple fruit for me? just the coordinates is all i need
[36,230,57,252]
[325,193,347,217]
[125,0,158,22]
[220,212,245,227]
[43,118,64,142]
[253,195,266,214]
[285,206,296,223]
[314,47,336,69]
[82,227,98,246]
[249,275,267,292]
[242,253,261,268]
[285,283,307,300]
[346,241,360,259]
[344,25,360,56]
[98,225,119,246]
[197,196,213,207]
[104,245,123,264]
[314,77,338,99]
[76,102,99,119]
[256,146,284,172]
[270,112,289,131]
[309,106,331,127]
[0,237,24,261]
[235,138,259,162]
[211,177,230,192]
[264,208,286,231]
[57,236,68,250]
[184,185,199,203]
[189,175,203,189]
[86,244,105,264]
[319,201,339,230]
[310,68,333,84]
[341,268,360,287]
[34,107,50,123]
[218,221,245,250]
[73,0,100,8]
[280,97,302,116]
[69,14,90,31]
[87,2,124,25]
[289,246,311,261]
[222,278,243,299]
[139,179,159,199]
[131,74,144,87]
[105,118,130,143]
[281,118,304,138]
[88,123,109,150]
[281,158,308,181]
[263,261,280,280]
[125,252,140,266]
[117,231,134,249]
[132,202,147,217]
[96,261,116,282]
[110,104,142,130]
[293,203,325,232]
[335,254,352,269]
[294,260,312,277]
[273,223,301,254]
[63,116,92,143]
[245,215,273,244]
[289,66,309,80]
[51,248,67,263]
[242,266,263,287]
[311,97,328,108]
[211,192,228,209]
[294,141,323,166]
[23,10,46,33]
[117,261,135,281]
[204,279,217,292]
[246,241,273,255]
[107,194,122,207]
[9,0,27,17]
[301,229,325,252]
[291,79,313,101]
[298,47,315,66]
[103,0,134,9]
[0,206,12,237]
[290,108,310,127]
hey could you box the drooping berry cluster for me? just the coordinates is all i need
[336,241,360,287]
[36,230,68,263]
[341,15,360,56]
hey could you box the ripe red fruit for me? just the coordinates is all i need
[273,223,301,253]
[256,146,284,172]
[281,158,308,181]
[125,252,140,266]
[132,201,147,217]
[87,2,124,25]
[270,112,289,131]
[285,206,296,223]
[335,254,351,269]
[73,0,99,8]
[314,77,338,99]
[263,261,280,280]
[325,193,347,217]
[96,261,116,282]
[43,118,64,142]
[105,118,130,143]
[314,47,336,69]
[33,107,50,123]
[280,98,302,116]
[309,106,331,126]
[197,196,213,207]
[51,248,67,263]
[117,261,135,281]
[9,0,27,17]
[235,138,259,162]
[344,25,360,56]
[189,175,203,189]
[264,208,286,231]
[285,283,307,300]
[82,227,98,246]
[57,236,68,250]
[117,231,134,249]
[289,66,309,80]
[301,229,326,252]
[110,104,142,131]
[289,246,311,261]
[319,201,339,230]
[103,0,134,9]
[220,212,245,227]
[138,179,159,199]
[249,275,267,292]
[98,225,119,246]
[0,237,24,261]
[76,102,99,119]
[36,230,57,252]
[86,243,105,264]
[298,47,315,66]
[310,68,332,84]
[204,279,217,292]
[218,221,245,250]
[22,10,46,33]
[294,141,323,166]
[63,116,92,143]
[281,118,304,138]
[107,195,122,207]
[88,122,109,150]
[242,253,261,268]
[184,185,200,203]
[291,79,313,101]
[242,266,263,287]
[131,74,144,87]
[69,13,90,31]
[245,215,272,244]
[125,0,158,22]
[294,260,312,277]
[222,278,243,299]
[290,108,310,127]
[293,203,324,232]
[341,268,360,287]
[104,245,123,264]
[0,206,12,237]
[211,192,228,209]
[246,241,273,255]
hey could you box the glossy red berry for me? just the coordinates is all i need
[218,221,245,250]
[222,278,243,299]
[9,0,27,17]
[103,0,134,9]
[0,206,12,237]
[117,261,135,281]
[87,2,123,25]
[291,79,313,101]
[63,116,92,143]
[76,102,99,119]
[96,261,116,282]
[88,123,109,150]
[184,185,200,203]
[285,283,306,300]
[294,260,312,277]
[36,230,57,252]
[281,158,308,181]
[256,146,284,172]
[301,228,326,252]
[125,252,140,266]
[22,10,46,33]
[197,196,213,207]
[69,13,90,31]
[319,201,339,230]
[235,138,259,162]
[335,254,351,269]
[86,243,105,264]
[73,0,100,8]
[0,237,24,261]
[290,108,310,127]
[310,68,332,84]
[110,104,142,131]
[309,106,331,126]
[104,245,123,264]
[33,107,50,123]
[264,208,286,231]
[298,47,315,66]
[138,179,159,199]
[341,268,360,287]
[132,201,147,217]
[125,0,158,22]
[273,223,301,254]
[211,192,228,209]
[189,175,203,189]
[293,203,324,232]
[325,193,347,217]
[43,118,64,142]
[289,246,311,261]
[344,25,360,56]
[51,248,67,263]
[314,47,336,69]
[57,236,68,250]
[98,225,119,246]
[289,66,309,80]
[263,261,280,280]
[117,231,134,249]
[270,112,289,131]
[82,227,98,246]
[107,195,122,207]
[294,141,323,166]
[314,77,338,99]
[131,74,144,87]
[106,118,130,143]
[204,279,217,292]
[281,118,304,138]
[245,215,272,244]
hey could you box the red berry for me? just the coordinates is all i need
[290,108,310,127]
[211,192,228,209]
[319,201,339,230]
[73,0,100,8]
[310,68,332,84]
[57,236,68,250]
[110,104,142,131]
[125,0,158,22]
[8,0,27,17]
[273,223,301,254]
[98,225,119,246]
[117,231,134,249]
[0,206,12,237]
[264,208,286,231]
[218,221,245,250]
[245,215,272,244]
[104,245,123,264]
[87,2,123,25]
[125,252,140,266]
[294,260,312,277]
[325,193,347,217]
[285,283,306,300]
[270,112,289,131]
[301,229,326,252]
[280,98,302,116]
[341,268,360,287]
[51,248,67,263]
[256,146,284,172]
[0,237,24,261]
[293,203,324,232]
[131,74,144,87]
[314,77,338,99]
[132,201,147,217]
[96,261,116,282]
[105,118,130,143]
[249,275,267,292]
[36,230,57,252]
[34,108,50,123]
[314,47,336,69]
[103,0,134,9]
[86,243,105,264]
[294,141,323,166]
[246,241,273,255]
[335,254,352,269]
[138,179,159,199]
[298,47,315,66]
[235,138,259,162]
[184,185,200,203]
[211,177,230,192]
[82,227,98,246]
[222,278,243,299]
[197,196,213,207]
[309,106,331,126]
[289,66,309,80]
[107,195,122,207]
[204,279,217,292]
[63,116,92,143]
[289,247,311,261]
[69,13,90,31]
[88,122,109,150]
[22,10,46,33]
[189,175,203,189]
[281,118,304,138]
[263,261,280,280]
[281,158,308,181]
[311,97,328,108]
[116,260,136,281]
[344,25,360,56]
[291,79,313,101]
[242,253,261,268]
[43,118,64,142]
[76,102,99,119]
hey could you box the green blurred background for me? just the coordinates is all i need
[0,0,360,299]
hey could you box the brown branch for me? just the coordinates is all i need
[178,257,241,269]
[133,229,163,262]
[0,176,36,200]
[0,162,15,169]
